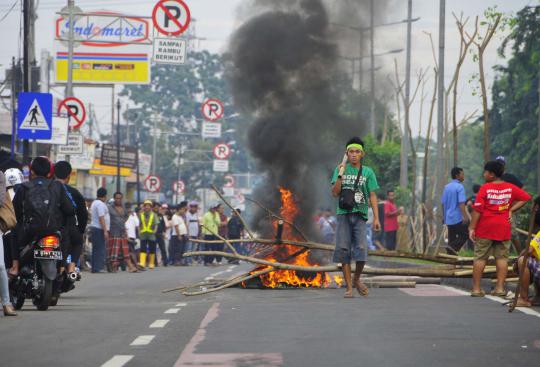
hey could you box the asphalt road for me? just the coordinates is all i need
[0,263,539,367]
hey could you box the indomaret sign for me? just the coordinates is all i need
[152,38,186,65]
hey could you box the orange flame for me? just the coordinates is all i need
[253,188,342,288]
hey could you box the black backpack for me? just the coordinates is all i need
[22,179,62,232]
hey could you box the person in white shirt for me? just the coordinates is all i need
[170,202,188,266]
[89,188,110,273]
[185,201,201,265]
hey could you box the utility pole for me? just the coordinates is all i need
[10,57,17,160]
[358,32,364,90]
[136,131,141,207]
[369,0,376,136]
[22,0,31,163]
[152,114,158,173]
[116,99,121,193]
[63,0,76,163]
[435,0,446,236]
[400,0,413,188]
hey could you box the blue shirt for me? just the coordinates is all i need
[441,179,466,225]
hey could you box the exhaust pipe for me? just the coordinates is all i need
[67,272,78,281]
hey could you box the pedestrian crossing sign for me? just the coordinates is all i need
[17,92,53,140]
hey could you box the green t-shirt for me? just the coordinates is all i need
[331,164,379,217]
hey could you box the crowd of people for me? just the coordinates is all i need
[315,190,411,252]
[0,156,246,317]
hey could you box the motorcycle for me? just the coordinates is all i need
[10,232,63,311]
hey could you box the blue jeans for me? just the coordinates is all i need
[90,227,106,273]
[183,240,194,265]
[333,214,368,264]
[366,224,375,250]
[0,234,12,306]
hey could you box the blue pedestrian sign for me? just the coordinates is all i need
[17,92,53,140]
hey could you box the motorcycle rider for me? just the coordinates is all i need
[54,161,88,286]
[12,157,74,274]
[3,168,24,278]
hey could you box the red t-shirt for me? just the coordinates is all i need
[384,201,398,232]
[473,181,531,241]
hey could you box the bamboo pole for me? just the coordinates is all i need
[211,184,256,239]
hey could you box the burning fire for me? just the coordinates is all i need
[254,188,343,288]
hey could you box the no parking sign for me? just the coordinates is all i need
[152,0,191,37]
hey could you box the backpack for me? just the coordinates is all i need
[22,179,62,232]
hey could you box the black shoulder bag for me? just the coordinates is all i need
[338,165,363,211]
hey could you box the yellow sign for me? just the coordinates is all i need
[55,56,150,84]
[90,159,132,177]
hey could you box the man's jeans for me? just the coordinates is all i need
[90,227,106,272]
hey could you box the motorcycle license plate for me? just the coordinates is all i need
[34,250,63,260]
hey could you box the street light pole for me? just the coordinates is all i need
[116,99,121,193]
[400,0,413,188]
[369,0,376,136]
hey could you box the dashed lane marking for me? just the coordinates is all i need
[165,308,181,314]
[130,335,156,346]
[101,355,134,367]
[150,319,170,328]
[176,302,187,307]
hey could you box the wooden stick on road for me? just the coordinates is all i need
[211,184,256,240]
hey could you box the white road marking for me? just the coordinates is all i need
[130,335,155,346]
[485,295,540,318]
[440,285,470,296]
[204,276,213,281]
[101,355,133,367]
[228,265,237,270]
[176,302,187,307]
[150,319,170,328]
[164,308,180,314]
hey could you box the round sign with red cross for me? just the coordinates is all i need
[152,0,191,37]
[144,175,162,193]
[173,180,185,194]
[201,99,225,122]
[57,97,86,129]
[223,174,235,188]
[213,143,231,160]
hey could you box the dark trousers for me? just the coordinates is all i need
[170,235,186,265]
[141,239,156,254]
[384,231,397,251]
[156,235,168,265]
[62,225,83,266]
[90,227,106,273]
[447,222,468,254]
[203,235,216,264]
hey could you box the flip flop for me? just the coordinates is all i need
[515,299,532,307]
[470,290,486,297]
[491,290,508,297]
[355,279,369,297]
[344,290,354,298]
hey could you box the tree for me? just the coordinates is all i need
[489,6,540,190]
[120,51,249,199]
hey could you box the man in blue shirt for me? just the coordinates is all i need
[441,167,469,254]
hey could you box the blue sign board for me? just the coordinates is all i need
[17,92,53,140]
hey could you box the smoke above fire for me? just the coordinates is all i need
[226,0,396,236]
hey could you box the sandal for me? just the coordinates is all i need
[344,290,354,298]
[470,290,486,297]
[355,279,369,297]
[516,299,532,307]
[491,290,508,297]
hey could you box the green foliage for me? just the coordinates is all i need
[394,186,412,209]
[489,6,540,191]
[362,135,401,194]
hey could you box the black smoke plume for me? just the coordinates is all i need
[226,0,395,236]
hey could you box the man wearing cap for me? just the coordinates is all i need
[185,201,201,265]
[139,200,158,269]
[202,203,221,266]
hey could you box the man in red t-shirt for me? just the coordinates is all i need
[469,161,531,297]
[384,190,399,251]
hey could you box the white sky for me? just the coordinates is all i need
[0,0,536,138]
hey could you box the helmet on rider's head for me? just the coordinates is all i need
[4,168,24,187]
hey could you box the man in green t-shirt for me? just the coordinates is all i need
[331,137,381,298]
